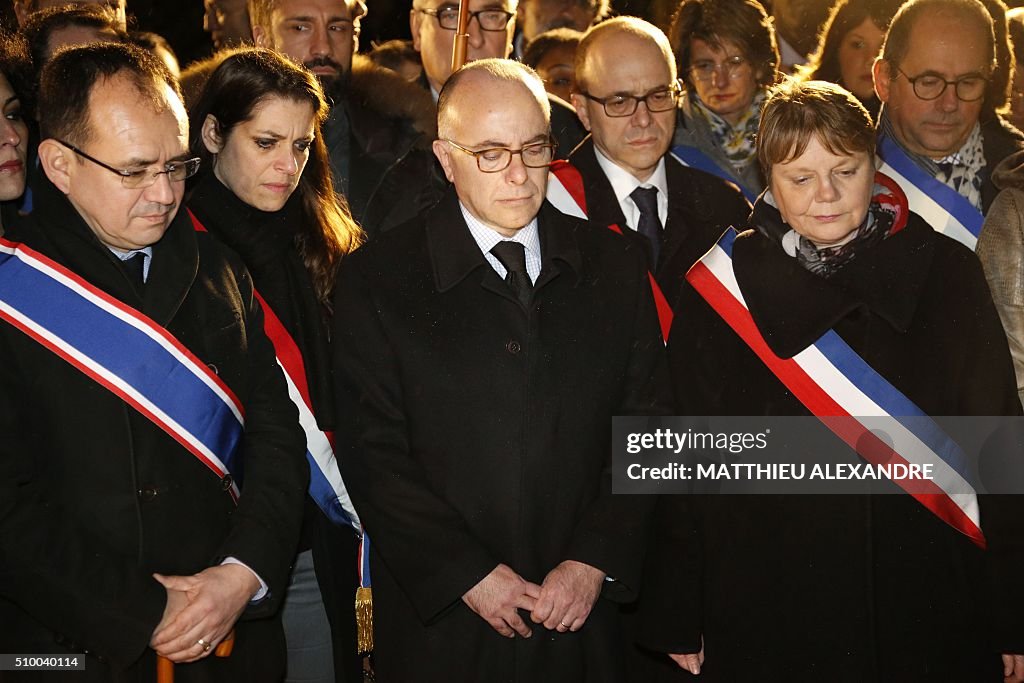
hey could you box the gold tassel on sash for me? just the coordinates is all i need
[355,586,374,654]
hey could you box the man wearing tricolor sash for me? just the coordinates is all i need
[639,80,1024,680]
[332,59,672,683]
[0,44,307,681]
[872,0,1024,251]
[558,18,748,326]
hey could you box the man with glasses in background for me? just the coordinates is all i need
[332,58,671,683]
[410,0,587,152]
[556,17,748,325]
[0,43,306,680]
[873,0,1024,247]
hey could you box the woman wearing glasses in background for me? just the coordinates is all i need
[669,0,779,200]
[186,48,364,683]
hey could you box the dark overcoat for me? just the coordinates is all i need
[0,178,308,682]
[332,191,673,683]
[187,174,363,681]
[638,215,1024,681]
[567,138,750,309]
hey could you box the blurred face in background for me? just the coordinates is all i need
[688,37,760,126]
[837,17,885,102]
[534,42,576,102]
[518,0,595,42]
[0,72,28,205]
[204,0,253,49]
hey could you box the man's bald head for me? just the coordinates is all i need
[574,16,676,93]
[437,58,550,139]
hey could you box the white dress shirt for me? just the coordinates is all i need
[593,147,669,230]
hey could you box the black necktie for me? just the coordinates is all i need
[123,252,146,287]
[630,186,662,267]
[490,241,532,308]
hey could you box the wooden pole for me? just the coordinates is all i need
[156,630,236,683]
[450,0,471,73]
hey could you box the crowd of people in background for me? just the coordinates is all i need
[2,0,1024,681]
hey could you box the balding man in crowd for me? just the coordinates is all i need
[873,0,1024,250]
[250,0,441,236]
[0,42,305,681]
[410,0,587,151]
[558,17,748,329]
[332,58,671,682]
[13,0,127,29]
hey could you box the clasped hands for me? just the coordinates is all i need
[462,560,605,638]
[148,564,260,663]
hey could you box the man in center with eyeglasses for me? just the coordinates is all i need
[331,58,672,683]
[410,0,587,152]
[0,42,307,680]
[557,17,749,326]
[873,0,1024,248]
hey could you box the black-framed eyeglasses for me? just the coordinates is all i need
[415,5,514,31]
[577,81,682,117]
[57,140,201,188]
[688,55,750,82]
[892,66,988,102]
[444,138,557,172]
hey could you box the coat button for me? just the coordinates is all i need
[506,339,521,355]
[137,486,158,502]
[221,474,233,491]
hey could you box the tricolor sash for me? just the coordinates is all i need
[547,160,675,341]
[876,133,982,249]
[188,211,360,530]
[670,145,758,203]
[0,238,244,499]
[687,228,985,547]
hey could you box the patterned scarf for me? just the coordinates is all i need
[693,89,767,174]
[752,172,911,278]
[878,112,986,211]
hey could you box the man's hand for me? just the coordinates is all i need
[530,560,605,632]
[149,564,261,662]
[669,642,705,676]
[462,564,542,638]
[1004,653,1024,682]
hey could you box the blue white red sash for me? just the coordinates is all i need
[188,211,360,529]
[670,144,758,203]
[0,238,244,499]
[547,160,675,341]
[687,229,986,548]
[876,133,982,250]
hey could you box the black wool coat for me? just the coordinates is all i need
[187,174,363,681]
[0,177,308,682]
[568,138,750,310]
[332,191,673,683]
[639,215,1024,682]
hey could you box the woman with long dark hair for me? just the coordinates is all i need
[798,0,903,119]
[186,47,363,683]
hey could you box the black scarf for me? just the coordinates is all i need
[187,173,336,430]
